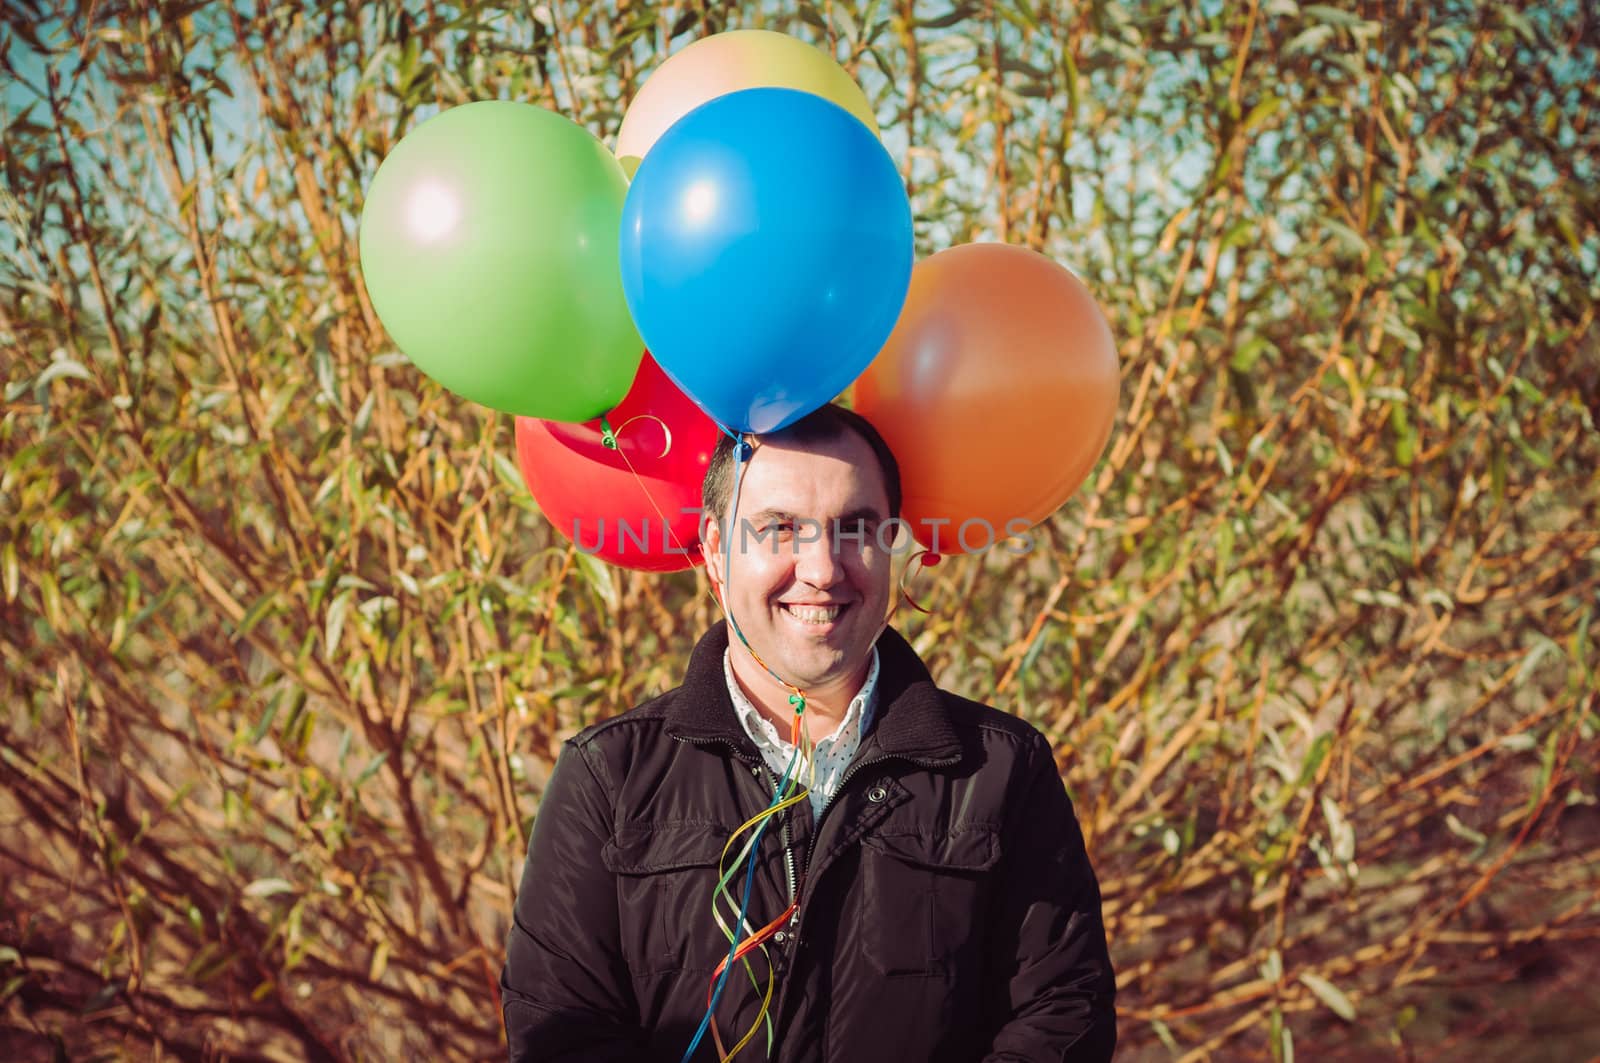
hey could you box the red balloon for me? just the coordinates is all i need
[515,354,717,571]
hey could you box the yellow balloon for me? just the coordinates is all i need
[615,30,878,171]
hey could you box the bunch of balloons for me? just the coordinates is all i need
[359,29,1119,568]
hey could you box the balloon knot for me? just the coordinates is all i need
[735,439,754,463]
[788,693,806,713]
[599,415,618,450]
[923,552,942,567]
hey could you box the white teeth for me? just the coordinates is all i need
[785,604,842,623]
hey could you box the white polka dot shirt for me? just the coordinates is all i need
[724,647,881,822]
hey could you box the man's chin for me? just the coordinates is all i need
[778,648,868,693]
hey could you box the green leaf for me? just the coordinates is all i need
[249,696,281,745]
[234,590,278,639]
[916,4,977,30]
[1270,1008,1290,1063]
[1298,732,1333,785]
[1,543,16,603]
[573,550,618,612]
[1513,436,1553,470]
[38,570,62,629]
[1285,24,1334,54]
[325,589,352,654]
[1150,1017,1180,1053]
[1514,634,1562,687]
[1324,219,1369,256]
[1392,406,1417,467]
[1231,335,1272,372]
[1321,795,1355,863]
[353,751,389,788]
[315,345,337,403]
[1497,732,1538,753]
[1533,729,1559,807]
[1260,948,1284,982]
[494,452,528,494]
[1444,813,1487,850]
[35,357,92,387]
[1303,4,1363,27]
[243,877,296,899]
[1215,519,1234,586]
[353,390,375,435]
[832,4,858,43]
[369,939,390,982]
[1571,608,1593,690]
[1299,971,1356,1021]
[1509,376,1545,403]
[1382,312,1422,352]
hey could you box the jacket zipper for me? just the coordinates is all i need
[757,763,799,906]
[689,740,940,928]
[767,753,902,926]
[689,733,958,1058]
[683,737,801,905]
[761,751,900,1056]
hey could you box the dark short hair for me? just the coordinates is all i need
[701,404,902,527]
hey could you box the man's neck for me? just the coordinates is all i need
[726,647,868,745]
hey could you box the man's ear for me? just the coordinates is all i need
[702,517,725,590]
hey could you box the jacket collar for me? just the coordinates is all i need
[664,622,963,767]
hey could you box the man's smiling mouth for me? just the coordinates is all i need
[781,603,848,624]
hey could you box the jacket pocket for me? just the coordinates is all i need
[602,823,748,975]
[857,826,1001,977]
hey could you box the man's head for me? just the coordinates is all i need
[701,405,901,528]
[701,404,900,697]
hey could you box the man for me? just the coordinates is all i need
[501,405,1116,1061]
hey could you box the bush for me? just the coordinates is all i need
[2,2,1596,1058]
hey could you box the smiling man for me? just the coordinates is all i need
[501,404,1116,1062]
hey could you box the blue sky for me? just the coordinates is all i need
[4,4,1212,269]
[8,3,1594,318]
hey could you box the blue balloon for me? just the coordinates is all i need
[619,87,913,434]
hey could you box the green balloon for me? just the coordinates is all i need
[359,101,643,421]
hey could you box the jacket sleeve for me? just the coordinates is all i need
[981,733,1117,1062]
[501,740,644,1062]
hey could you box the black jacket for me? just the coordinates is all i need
[502,624,1116,1061]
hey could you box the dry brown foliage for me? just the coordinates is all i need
[2,1,1597,1060]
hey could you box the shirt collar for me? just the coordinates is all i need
[663,623,963,770]
[724,646,880,752]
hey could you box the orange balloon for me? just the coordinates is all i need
[854,243,1120,555]
[614,30,878,173]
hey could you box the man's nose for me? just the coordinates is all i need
[793,521,845,586]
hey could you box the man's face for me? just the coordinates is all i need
[705,431,894,695]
